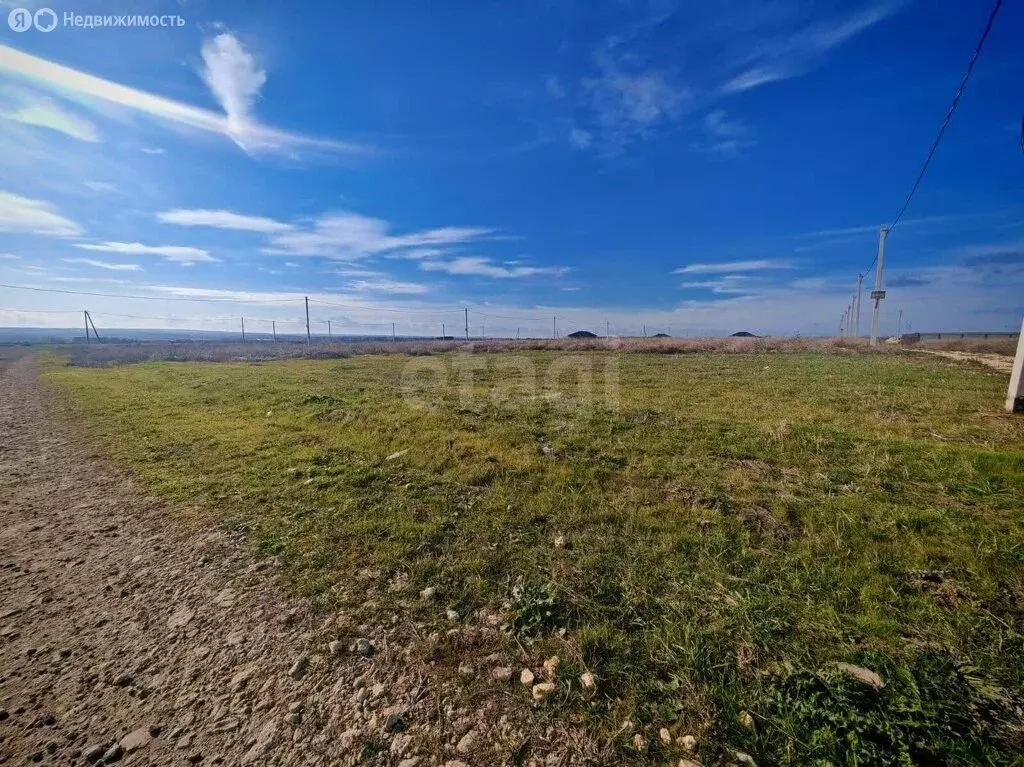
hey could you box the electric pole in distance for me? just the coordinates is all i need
[869,226,888,345]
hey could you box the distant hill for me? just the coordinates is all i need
[731,331,759,337]
[652,333,670,338]
[568,330,598,338]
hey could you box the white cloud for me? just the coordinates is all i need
[83,181,118,193]
[0,40,368,156]
[349,279,430,295]
[580,50,690,152]
[140,146,165,155]
[74,241,218,266]
[544,76,566,99]
[0,252,20,260]
[264,212,493,259]
[62,257,142,271]
[0,191,82,236]
[721,4,898,94]
[0,86,99,142]
[568,128,593,150]
[157,208,293,233]
[701,110,756,156]
[674,259,794,274]
[421,256,567,279]
[386,248,445,260]
[199,33,268,151]
[681,275,754,294]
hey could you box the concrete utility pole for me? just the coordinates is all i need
[897,308,904,339]
[327,320,332,339]
[553,316,556,339]
[305,296,311,345]
[86,311,100,342]
[241,317,245,344]
[606,320,610,337]
[84,310,90,344]
[1007,318,1024,413]
[392,322,396,341]
[855,273,864,337]
[272,321,277,342]
[442,323,445,338]
[869,226,888,345]
[464,308,469,340]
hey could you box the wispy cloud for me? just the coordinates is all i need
[568,127,593,150]
[0,38,369,156]
[83,181,118,193]
[62,257,142,272]
[199,33,269,152]
[681,275,755,294]
[421,256,567,279]
[74,241,218,266]
[721,4,898,94]
[579,49,690,153]
[0,253,20,260]
[700,110,756,156]
[0,85,99,142]
[385,248,445,260]
[0,191,82,236]
[349,278,430,295]
[157,208,293,233]
[674,259,794,274]
[263,212,493,259]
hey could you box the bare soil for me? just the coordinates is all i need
[915,349,1015,373]
[0,357,577,766]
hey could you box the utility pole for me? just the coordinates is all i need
[516,327,520,339]
[1006,317,1024,412]
[869,226,888,345]
[84,310,90,344]
[86,311,100,342]
[442,323,445,339]
[464,308,469,340]
[897,308,903,339]
[272,320,277,342]
[327,320,332,339]
[643,324,647,338]
[855,273,864,337]
[553,316,556,339]
[241,317,245,344]
[392,322,396,341]
[606,320,610,337]
[305,296,311,345]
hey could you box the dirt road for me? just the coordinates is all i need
[0,357,548,766]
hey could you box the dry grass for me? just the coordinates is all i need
[63,335,886,366]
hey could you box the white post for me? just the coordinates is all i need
[869,225,888,345]
[1007,318,1024,413]
[855,273,863,338]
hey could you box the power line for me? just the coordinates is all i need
[888,0,1003,234]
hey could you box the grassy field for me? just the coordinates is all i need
[46,350,1024,765]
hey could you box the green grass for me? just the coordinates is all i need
[45,351,1024,765]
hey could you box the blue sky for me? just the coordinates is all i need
[1,0,1021,337]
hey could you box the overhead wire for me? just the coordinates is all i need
[888,0,1003,233]
[859,0,1003,278]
